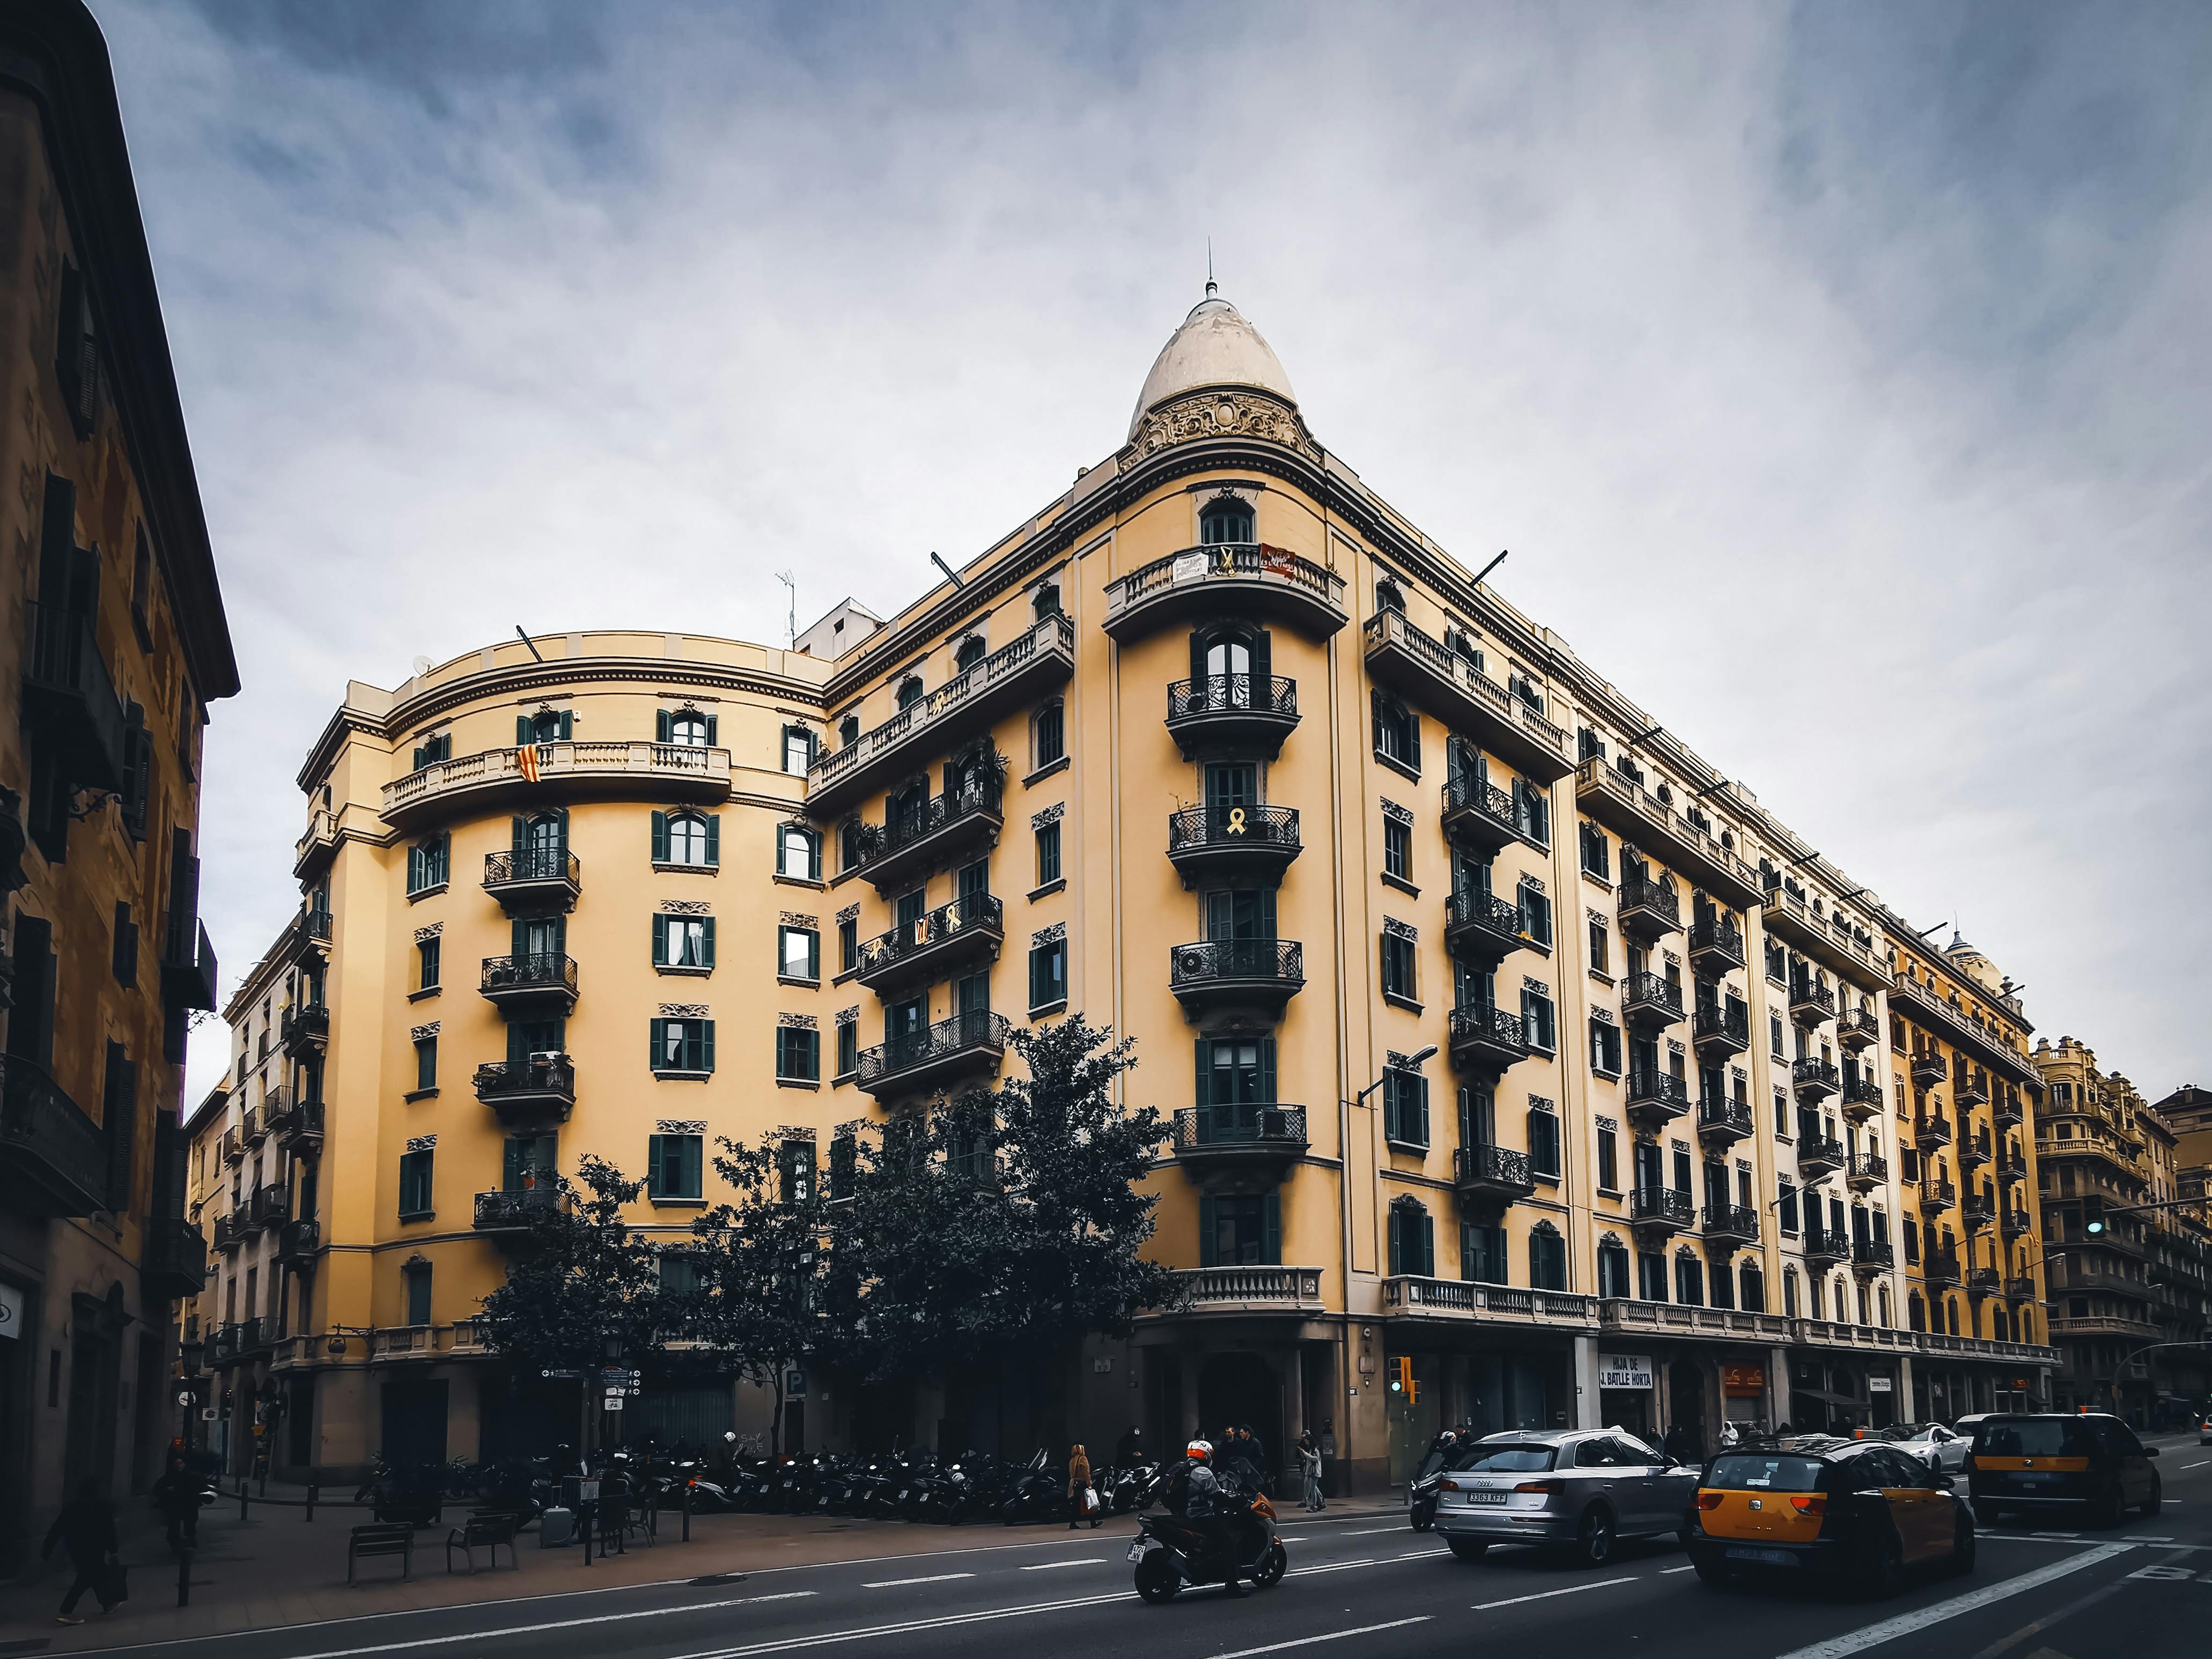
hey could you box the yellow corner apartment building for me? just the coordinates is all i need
[194,286,2061,1491]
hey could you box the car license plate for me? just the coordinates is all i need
[2011,1473,2056,1485]
[1127,1542,1146,1562]
[1464,1490,1508,1506]
[1725,1546,1795,1566]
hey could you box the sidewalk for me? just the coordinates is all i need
[0,1482,1404,1653]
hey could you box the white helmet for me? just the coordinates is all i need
[1186,1439,1213,1462]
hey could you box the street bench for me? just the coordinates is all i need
[445,1510,520,1574]
[348,1523,414,1585]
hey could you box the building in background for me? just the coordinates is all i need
[0,1,237,1571]
[220,283,2062,1488]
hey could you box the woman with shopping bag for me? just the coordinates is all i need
[1066,1444,1098,1530]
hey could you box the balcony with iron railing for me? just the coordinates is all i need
[21,600,127,790]
[1166,804,1301,889]
[1840,1075,1884,1124]
[1953,1061,1990,1108]
[1443,889,1534,969]
[159,916,219,1014]
[1,1055,109,1219]
[1837,1006,1881,1052]
[385,738,733,831]
[1169,938,1305,1022]
[1846,1151,1889,1193]
[1573,759,1764,909]
[1915,1111,1952,1150]
[1164,674,1300,761]
[845,779,1004,895]
[1961,1191,1996,1229]
[1630,1185,1695,1236]
[1626,1068,1693,1130]
[1616,876,1682,941]
[1171,1107,1309,1192]
[856,894,1005,994]
[280,1002,329,1056]
[1441,773,1537,857]
[1455,1142,1538,1208]
[1696,1095,1753,1146]
[1107,545,1347,647]
[1993,1092,2024,1129]
[480,952,579,1013]
[1918,1177,1957,1214]
[275,1218,321,1264]
[2004,1276,2038,1302]
[857,1009,1012,1100]
[808,613,1076,816]
[1889,973,2037,1085]
[1910,1048,1949,1090]
[252,1183,289,1228]
[1448,1003,1531,1076]
[1997,1149,2029,1185]
[238,1103,264,1148]
[1363,609,1572,781]
[483,845,582,912]
[1702,1203,1759,1248]
[1692,1002,1748,1059]
[1759,878,1893,991]
[1797,1133,1846,1178]
[1792,1058,1842,1101]
[473,1188,567,1233]
[1789,979,1836,1028]
[220,1125,243,1166]
[1622,971,1685,1033]
[1803,1226,1852,1265]
[143,1217,208,1297]
[1687,915,1746,972]
[274,1098,325,1157]
[1851,1240,1894,1277]
[474,1053,577,1125]
[1959,1131,1992,1171]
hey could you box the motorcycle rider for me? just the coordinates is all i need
[1177,1440,1248,1597]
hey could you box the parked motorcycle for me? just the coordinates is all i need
[1130,1483,1286,1602]
[1000,1449,1063,1525]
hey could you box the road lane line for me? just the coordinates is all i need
[1207,1617,1433,1658]
[2184,1460,2209,1469]
[2030,1532,2081,1539]
[2122,1536,2174,1542]
[1768,1543,2135,1659]
[252,1593,822,1659]
[860,1573,975,1588]
[667,1590,1134,1659]
[1963,1577,2133,1659]
[1661,1565,1697,1574]
[1291,1557,1380,1574]
[1473,1575,1638,1609]
[1020,1558,1107,1569]
[1397,1547,1449,1559]
[1339,1525,1413,1536]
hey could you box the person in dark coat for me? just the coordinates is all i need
[43,1480,119,1624]
[1114,1425,1144,1469]
[1240,1425,1269,1491]
[1663,1422,1691,1464]
[150,1455,205,1552]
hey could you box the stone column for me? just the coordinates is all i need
[1767,1345,1790,1433]
[1178,1348,1202,1448]
[1572,1335,1602,1429]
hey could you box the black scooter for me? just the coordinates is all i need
[1131,1484,1286,1602]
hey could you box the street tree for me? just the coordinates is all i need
[475,1156,668,1377]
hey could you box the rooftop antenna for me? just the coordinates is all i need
[1206,238,1216,300]
[773,571,797,647]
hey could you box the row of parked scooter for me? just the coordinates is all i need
[684,1447,1169,1525]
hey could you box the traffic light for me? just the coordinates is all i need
[1390,1356,1417,1404]
[2082,1197,2105,1236]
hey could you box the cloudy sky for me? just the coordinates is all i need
[94,1,2210,1102]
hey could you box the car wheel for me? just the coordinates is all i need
[1692,1555,1732,1589]
[1134,1551,1180,1604]
[1860,1530,1904,1600]
[2090,1484,2128,1530]
[1447,1537,1490,1561]
[2142,1474,2163,1518]
[1573,1506,1615,1568]
[1950,1514,1977,1577]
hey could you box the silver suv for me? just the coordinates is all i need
[1431,1428,1700,1566]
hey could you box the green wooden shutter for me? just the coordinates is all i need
[702,917,717,969]
[651,810,670,862]
[1189,629,1208,689]
[652,914,668,966]
[516,716,532,744]
[556,711,573,739]
[1193,1040,1211,1134]
[512,815,528,852]
[1250,629,1271,690]
[1406,707,1421,770]
[1381,1073,1398,1143]
[657,710,673,743]
[1421,1211,1436,1277]
[1258,1037,1276,1103]
[1262,1192,1281,1266]
[705,714,719,747]
[1387,1207,1402,1276]
[682,1134,703,1198]
[646,1133,667,1196]
[650,1017,666,1069]
[1370,689,1385,755]
[701,1020,716,1073]
[704,815,721,867]
[1199,1195,1218,1267]
[1416,1075,1431,1146]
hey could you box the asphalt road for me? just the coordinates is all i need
[69,1431,2212,1659]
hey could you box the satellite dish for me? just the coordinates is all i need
[412,655,432,677]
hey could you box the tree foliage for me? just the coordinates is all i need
[475,1157,666,1369]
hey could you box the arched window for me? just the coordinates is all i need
[780,725,814,774]
[520,811,566,858]
[838,713,860,748]
[1945,1296,1960,1336]
[1878,1286,1892,1328]
[665,709,713,749]
[1033,582,1061,620]
[653,809,718,869]
[887,779,927,838]
[1674,1249,1704,1307]
[2021,1308,2034,1344]
[777,823,821,881]
[1529,1221,1567,1291]
[1031,701,1065,770]
[1372,692,1418,771]
[1199,493,1253,546]
[1375,578,1405,616]
[1387,1198,1434,1278]
[1783,1266,1800,1317]
[1908,1292,1926,1332]
[840,818,867,873]
[525,707,569,744]
[1738,1260,1765,1313]
[954,633,987,673]
[896,675,924,710]
[1597,1235,1631,1299]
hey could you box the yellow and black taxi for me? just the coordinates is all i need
[1685,1437,1975,1596]
[1965,1413,2162,1527]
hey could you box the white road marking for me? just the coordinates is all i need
[1340,1525,1415,1536]
[1207,1617,1433,1658]
[1473,1575,1638,1609]
[257,1594,821,1659]
[2183,1460,2209,1469]
[1019,1558,1106,1570]
[667,1590,1133,1659]
[1768,1543,2135,1659]
[1291,1557,1379,1575]
[2123,1536,2176,1543]
[860,1573,976,1588]
[2030,1532,2081,1539]
[1661,1564,1698,1574]
[1397,1547,1450,1560]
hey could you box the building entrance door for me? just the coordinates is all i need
[1669,1359,1708,1460]
[1197,1352,1281,1486]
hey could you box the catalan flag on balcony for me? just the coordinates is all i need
[516,744,541,783]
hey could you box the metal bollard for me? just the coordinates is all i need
[238,1480,249,1522]
[682,1480,691,1544]
[581,1501,593,1567]
[305,1480,318,1522]
[177,1546,191,1608]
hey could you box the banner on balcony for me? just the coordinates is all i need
[1259,543,1297,576]
[516,744,541,782]
[1172,552,1206,584]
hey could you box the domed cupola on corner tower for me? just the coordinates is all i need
[1124,283,1316,459]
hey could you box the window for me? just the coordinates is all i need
[838,713,860,748]
[1596,1122,1619,1191]
[660,708,717,748]
[1381,930,1418,1005]
[1513,780,1550,847]
[838,915,858,972]
[403,1262,432,1327]
[1033,702,1065,769]
[55,257,96,434]
[406,834,449,895]
[780,725,813,773]
[1033,581,1062,620]
[1774,1087,1790,1136]
[778,924,819,983]
[654,915,717,971]
[1588,916,1610,975]
[1382,1068,1429,1149]
[659,1255,701,1298]
[835,1017,858,1078]
[1200,494,1254,545]
[410,731,451,770]
[1778,1178,1799,1235]
[1383,816,1412,884]
[895,675,925,710]
[1035,821,1061,887]
[653,810,721,868]
[416,937,440,992]
[1375,577,1406,615]
[1028,937,1067,1010]
[1579,821,1611,880]
[1590,1019,1621,1078]
[518,709,572,744]
[1387,1200,1434,1277]
[775,823,819,880]
[651,1017,715,1075]
[1517,878,1552,947]
[1529,1222,1567,1290]
[1783,1267,1800,1318]
[111,902,136,985]
[954,633,987,672]
[1675,1250,1704,1306]
[1528,1103,1561,1178]
[1200,1192,1281,1266]
[775,1024,819,1083]
[1903,1216,1920,1265]
[397,1148,434,1218]
[1597,1236,1631,1297]
[1463,1222,1508,1284]
[1639,1250,1668,1301]
[1521,986,1556,1053]
[1372,692,1419,772]
[412,1035,437,1093]
[648,1131,704,1200]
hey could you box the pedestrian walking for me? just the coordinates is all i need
[1296,1431,1325,1511]
[1663,1421,1691,1464]
[1067,1443,1096,1529]
[43,1479,120,1625]
[150,1455,204,1552]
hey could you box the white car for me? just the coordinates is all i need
[1879,1421,1970,1473]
